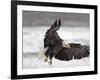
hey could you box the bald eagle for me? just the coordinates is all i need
[43,19,89,65]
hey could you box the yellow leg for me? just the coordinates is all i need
[48,60,52,65]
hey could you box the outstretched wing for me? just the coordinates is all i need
[55,43,89,61]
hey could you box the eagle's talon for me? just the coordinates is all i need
[48,60,52,65]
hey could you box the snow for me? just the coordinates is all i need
[22,26,90,69]
[23,53,90,69]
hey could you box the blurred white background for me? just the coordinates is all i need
[0,0,99,80]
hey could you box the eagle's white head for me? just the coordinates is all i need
[62,40,70,49]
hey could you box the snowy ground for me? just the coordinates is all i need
[22,26,90,69]
[23,53,90,69]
